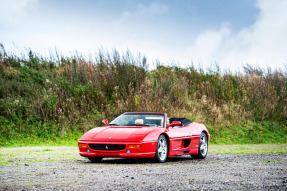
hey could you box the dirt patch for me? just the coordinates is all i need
[0,151,286,190]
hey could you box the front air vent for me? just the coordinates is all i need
[183,139,191,148]
[89,144,126,151]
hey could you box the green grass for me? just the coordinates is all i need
[1,119,286,147]
[42,149,53,151]
[0,131,83,147]
[208,120,287,145]
[261,159,282,162]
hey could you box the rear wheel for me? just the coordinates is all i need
[88,157,103,162]
[191,132,208,159]
[155,135,168,163]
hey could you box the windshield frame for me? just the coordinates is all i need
[109,112,167,127]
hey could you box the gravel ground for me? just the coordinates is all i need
[0,152,286,190]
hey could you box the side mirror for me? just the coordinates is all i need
[102,120,108,126]
[167,121,181,128]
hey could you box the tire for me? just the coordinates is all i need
[155,135,169,163]
[191,132,208,159]
[88,157,103,162]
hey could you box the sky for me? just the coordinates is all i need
[0,0,287,71]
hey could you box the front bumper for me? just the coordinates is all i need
[78,141,157,158]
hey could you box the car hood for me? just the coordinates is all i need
[80,126,156,142]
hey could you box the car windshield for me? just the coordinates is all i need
[109,113,165,127]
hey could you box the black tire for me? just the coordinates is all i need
[155,135,169,163]
[191,132,208,159]
[88,157,103,162]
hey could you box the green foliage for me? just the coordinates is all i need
[0,44,286,146]
[208,121,287,144]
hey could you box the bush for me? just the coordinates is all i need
[0,44,286,146]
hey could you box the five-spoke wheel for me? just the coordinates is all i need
[155,135,168,163]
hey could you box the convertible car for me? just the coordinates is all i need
[78,112,209,163]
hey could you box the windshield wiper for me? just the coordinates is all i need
[108,123,119,126]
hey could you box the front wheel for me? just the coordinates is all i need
[88,157,103,162]
[155,135,169,163]
[191,132,208,159]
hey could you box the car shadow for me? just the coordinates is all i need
[80,155,196,164]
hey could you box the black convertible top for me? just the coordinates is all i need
[169,118,192,126]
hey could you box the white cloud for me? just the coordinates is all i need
[185,0,287,70]
[121,2,168,19]
[1,0,286,71]
[187,24,231,65]
[0,0,38,23]
[137,2,168,16]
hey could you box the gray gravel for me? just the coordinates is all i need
[0,154,286,190]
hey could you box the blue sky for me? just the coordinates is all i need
[1,0,286,71]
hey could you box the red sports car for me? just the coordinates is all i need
[78,112,209,163]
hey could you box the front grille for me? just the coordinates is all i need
[89,144,126,151]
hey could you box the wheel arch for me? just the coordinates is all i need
[191,130,209,159]
[201,130,209,144]
[160,133,170,146]
[203,130,210,145]
[199,123,210,143]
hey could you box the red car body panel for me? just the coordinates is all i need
[78,112,209,159]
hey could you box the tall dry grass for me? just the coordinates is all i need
[0,44,286,139]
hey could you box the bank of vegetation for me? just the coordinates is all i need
[0,44,286,146]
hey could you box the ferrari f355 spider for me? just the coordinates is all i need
[78,112,209,163]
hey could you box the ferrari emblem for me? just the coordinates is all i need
[105,145,109,150]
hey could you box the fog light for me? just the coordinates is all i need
[86,149,90,153]
[126,149,130,154]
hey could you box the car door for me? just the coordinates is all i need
[167,125,193,152]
